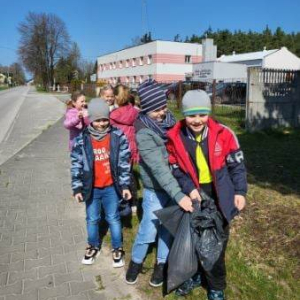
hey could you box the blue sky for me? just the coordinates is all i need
[1,0,300,68]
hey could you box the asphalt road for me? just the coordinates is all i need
[0,86,66,165]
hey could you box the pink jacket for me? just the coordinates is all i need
[110,104,139,163]
[64,108,90,150]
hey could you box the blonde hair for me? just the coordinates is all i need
[114,84,130,106]
[100,84,114,97]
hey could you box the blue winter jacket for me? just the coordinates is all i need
[70,126,131,201]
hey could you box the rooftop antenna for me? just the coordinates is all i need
[141,0,149,35]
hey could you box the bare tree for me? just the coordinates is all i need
[18,12,70,89]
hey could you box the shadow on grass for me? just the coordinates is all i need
[238,128,300,196]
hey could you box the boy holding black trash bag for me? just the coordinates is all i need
[166,90,247,300]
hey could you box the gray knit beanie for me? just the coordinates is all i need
[88,98,110,122]
[138,79,167,114]
[182,90,211,116]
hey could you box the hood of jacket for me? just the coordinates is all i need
[110,104,138,126]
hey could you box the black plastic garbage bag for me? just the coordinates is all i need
[154,205,184,237]
[119,198,132,217]
[191,193,225,272]
[155,207,198,292]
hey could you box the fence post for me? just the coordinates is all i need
[177,80,183,109]
[211,79,216,114]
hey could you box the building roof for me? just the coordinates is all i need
[97,39,201,58]
[218,49,278,63]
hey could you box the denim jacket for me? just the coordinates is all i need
[70,126,131,202]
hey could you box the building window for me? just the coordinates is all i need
[126,77,130,84]
[109,63,113,70]
[185,55,191,63]
[113,62,116,69]
[139,75,144,83]
[132,58,136,67]
[147,55,152,64]
[148,74,153,80]
[119,60,123,68]
[139,56,144,66]
[126,59,129,68]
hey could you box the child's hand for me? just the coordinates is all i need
[122,189,132,200]
[189,189,201,202]
[234,195,246,211]
[178,195,194,212]
[74,193,83,203]
[77,111,84,119]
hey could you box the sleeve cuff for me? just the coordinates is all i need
[73,188,82,196]
[174,191,186,204]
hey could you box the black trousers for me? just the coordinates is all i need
[200,183,230,291]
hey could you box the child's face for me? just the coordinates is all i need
[102,89,115,106]
[92,118,110,132]
[74,95,86,110]
[147,106,167,123]
[185,114,209,134]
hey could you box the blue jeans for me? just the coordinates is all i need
[131,188,173,264]
[85,186,122,249]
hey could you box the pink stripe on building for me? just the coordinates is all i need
[153,54,202,64]
[154,74,185,82]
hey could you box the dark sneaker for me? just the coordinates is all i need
[112,248,125,268]
[149,263,165,287]
[125,260,143,284]
[81,245,100,265]
[175,273,201,296]
[207,290,225,300]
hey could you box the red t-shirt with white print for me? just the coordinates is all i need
[91,135,113,188]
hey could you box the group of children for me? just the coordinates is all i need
[64,80,247,300]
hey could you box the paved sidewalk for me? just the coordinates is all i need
[0,119,142,300]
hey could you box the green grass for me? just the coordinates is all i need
[0,86,9,91]
[121,102,300,300]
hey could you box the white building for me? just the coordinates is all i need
[218,47,300,70]
[97,40,203,86]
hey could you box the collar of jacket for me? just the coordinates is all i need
[167,117,224,187]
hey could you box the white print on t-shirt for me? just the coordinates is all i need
[93,147,110,161]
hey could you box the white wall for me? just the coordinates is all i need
[263,47,300,70]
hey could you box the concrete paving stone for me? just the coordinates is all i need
[0,273,7,287]
[25,256,51,271]
[0,260,24,273]
[39,282,70,300]
[65,261,81,274]
[54,272,83,286]
[70,281,96,296]
[0,254,10,264]
[69,226,84,236]
[73,235,85,245]
[12,234,37,245]
[38,263,67,279]
[51,251,78,265]
[24,274,53,293]
[8,269,37,284]
[10,249,38,262]
[0,244,24,255]
[64,241,86,254]
[0,280,22,295]
[38,246,64,259]
[25,240,51,252]
[5,289,38,300]
[86,290,109,300]
[26,225,49,236]
[37,231,61,242]
[0,234,13,246]
[57,293,89,300]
